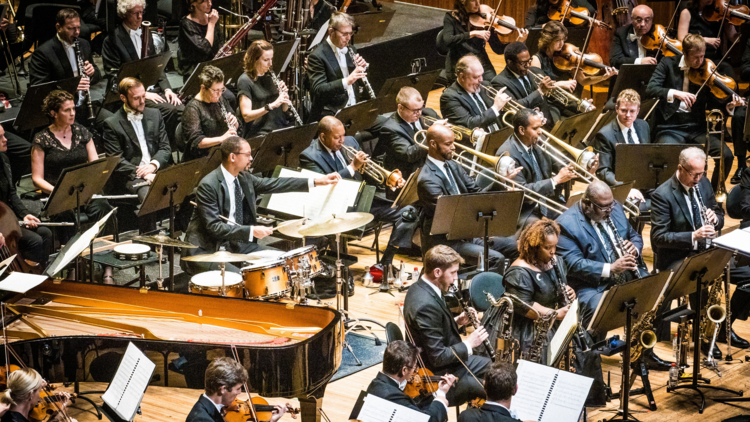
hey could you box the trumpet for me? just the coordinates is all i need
[421,116,487,146]
[527,71,593,113]
[341,145,404,190]
[413,130,570,215]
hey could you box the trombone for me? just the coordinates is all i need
[706,110,728,203]
[421,116,487,146]
[341,145,404,190]
[527,71,593,113]
[413,129,570,215]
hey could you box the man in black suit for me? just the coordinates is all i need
[365,340,454,422]
[645,34,737,190]
[490,42,557,127]
[29,8,113,128]
[181,136,339,275]
[307,11,371,122]
[458,362,527,422]
[186,357,287,422]
[495,108,580,227]
[417,124,518,272]
[440,55,511,138]
[651,147,750,356]
[610,5,659,69]
[403,245,491,406]
[299,116,414,266]
[102,0,183,144]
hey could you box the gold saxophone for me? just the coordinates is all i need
[700,275,727,344]
[524,309,558,364]
[628,279,669,361]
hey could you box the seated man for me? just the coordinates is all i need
[403,245,490,406]
[440,55,511,138]
[299,116,414,267]
[610,5,660,69]
[181,136,338,275]
[365,340,455,422]
[458,362,528,422]
[186,357,288,422]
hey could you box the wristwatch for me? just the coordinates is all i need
[264,104,272,112]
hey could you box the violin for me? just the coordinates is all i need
[29,390,77,422]
[700,0,750,26]
[688,58,739,99]
[223,397,299,422]
[639,24,683,57]
[0,364,21,390]
[469,4,524,44]
[403,368,449,398]
[553,43,612,76]
[547,0,610,29]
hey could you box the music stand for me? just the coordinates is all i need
[351,10,395,44]
[481,126,514,156]
[14,77,81,132]
[549,109,600,149]
[250,124,318,173]
[375,70,441,114]
[432,192,523,271]
[335,99,380,136]
[103,54,173,105]
[392,167,421,209]
[587,271,671,422]
[137,158,206,291]
[272,39,300,74]
[45,209,116,279]
[615,144,690,191]
[663,248,742,411]
[610,64,658,101]
[581,110,614,146]
[178,52,245,99]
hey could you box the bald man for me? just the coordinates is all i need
[610,5,661,69]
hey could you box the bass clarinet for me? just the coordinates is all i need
[450,285,496,361]
[347,48,376,99]
[72,38,95,121]
[269,71,303,126]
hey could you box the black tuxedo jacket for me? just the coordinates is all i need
[610,25,658,69]
[365,372,448,422]
[182,166,310,259]
[490,67,555,126]
[186,395,224,422]
[440,82,505,135]
[556,201,643,291]
[0,153,29,218]
[380,113,429,182]
[101,25,171,92]
[403,278,469,372]
[299,136,362,180]
[591,118,650,186]
[29,36,102,91]
[650,174,724,271]
[102,108,172,191]
[307,41,365,122]
[458,403,522,422]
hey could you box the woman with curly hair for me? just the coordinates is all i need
[504,218,574,363]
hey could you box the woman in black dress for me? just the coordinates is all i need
[504,218,574,363]
[677,0,738,67]
[525,0,595,28]
[237,40,292,139]
[182,65,240,162]
[309,0,336,31]
[178,0,223,79]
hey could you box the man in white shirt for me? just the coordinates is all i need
[458,362,534,422]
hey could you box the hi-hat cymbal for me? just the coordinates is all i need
[277,218,311,239]
[182,250,258,263]
[133,234,197,248]
[298,212,374,237]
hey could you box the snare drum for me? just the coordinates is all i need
[189,271,244,297]
[113,244,151,261]
[281,246,321,275]
[241,259,290,299]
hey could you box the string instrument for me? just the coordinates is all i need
[469,4,523,44]
[611,0,638,27]
[700,0,750,26]
[688,58,739,99]
[639,24,683,57]
[29,390,78,422]
[223,397,299,422]
[403,369,450,398]
[547,0,611,28]
[0,202,43,274]
[553,43,610,76]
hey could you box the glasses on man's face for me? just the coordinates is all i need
[632,17,652,24]
[680,164,705,179]
[234,151,253,158]
[128,10,144,16]
[591,201,614,213]
[400,104,424,114]
[334,28,354,37]
[514,58,533,67]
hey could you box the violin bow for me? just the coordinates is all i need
[397,306,438,393]
[573,20,596,80]
[488,0,504,34]
[230,345,261,422]
[694,34,741,98]
[654,0,682,60]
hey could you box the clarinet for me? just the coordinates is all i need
[219,100,236,132]
[72,38,95,121]
[606,217,649,280]
[268,71,303,126]
[694,185,715,249]
[450,285,496,361]
[552,255,591,350]
[346,48,376,99]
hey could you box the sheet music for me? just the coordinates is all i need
[102,342,156,421]
[0,272,48,293]
[511,360,558,421]
[547,299,579,366]
[357,393,429,422]
[541,369,593,422]
[511,360,592,422]
[715,228,750,255]
[266,168,361,219]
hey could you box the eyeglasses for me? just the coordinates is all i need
[590,201,614,212]
[679,164,705,179]
[514,58,533,66]
[632,17,653,24]
[400,104,424,114]
[234,151,253,158]
[127,10,144,16]
[207,86,226,95]
[334,28,354,37]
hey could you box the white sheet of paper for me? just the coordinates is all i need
[101,342,156,421]
[357,394,429,422]
[541,369,593,422]
[715,229,750,255]
[309,21,329,50]
[511,360,559,421]
[265,168,361,219]
[0,272,48,293]
[547,298,579,366]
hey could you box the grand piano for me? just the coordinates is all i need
[0,279,343,422]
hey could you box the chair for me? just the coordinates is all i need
[385,322,403,344]
[727,184,743,220]
[174,122,184,163]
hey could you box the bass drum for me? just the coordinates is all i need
[241,259,291,299]
[189,271,244,297]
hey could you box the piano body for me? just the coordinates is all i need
[0,279,343,421]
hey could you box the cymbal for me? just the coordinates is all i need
[298,212,374,237]
[276,218,312,239]
[181,250,257,263]
[133,234,197,248]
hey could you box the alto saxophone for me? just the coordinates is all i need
[268,70,303,126]
[524,309,558,364]
[700,272,727,369]
[486,292,517,363]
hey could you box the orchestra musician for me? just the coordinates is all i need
[365,340,455,422]
[178,0,224,79]
[0,125,52,269]
[403,245,491,406]
[730,37,750,184]
[490,41,557,127]
[525,0,595,28]
[457,362,529,422]
[440,55,511,136]
[29,8,113,127]
[186,357,287,422]
[180,136,339,275]
[650,147,750,357]
[645,34,737,190]
[307,11,370,122]
[309,0,336,31]
[417,124,519,272]
[237,41,293,139]
[102,0,183,145]
[609,5,658,69]
[677,0,738,75]
[182,65,240,162]
[299,116,413,267]
[0,368,75,422]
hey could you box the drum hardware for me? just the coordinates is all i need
[241,258,291,299]
[113,243,151,261]
[135,231,197,289]
[184,247,247,296]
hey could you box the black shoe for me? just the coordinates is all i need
[731,167,744,184]
[640,349,674,371]
[701,341,723,360]
[716,326,750,349]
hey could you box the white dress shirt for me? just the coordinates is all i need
[616,118,640,144]
[57,34,79,76]
[484,401,519,418]
[201,394,224,414]
[679,180,708,249]
[326,36,356,107]
[320,141,356,178]
[628,32,648,64]
[126,23,143,59]
[124,105,160,169]
[421,276,474,356]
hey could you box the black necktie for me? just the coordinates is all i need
[626,128,635,144]
[520,76,532,96]
[597,222,626,284]
[332,152,345,172]
[409,122,417,135]
[528,148,544,182]
[233,178,243,225]
[444,164,460,195]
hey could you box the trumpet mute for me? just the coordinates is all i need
[497,154,517,178]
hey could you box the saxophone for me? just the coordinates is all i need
[700,274,727,348]
[629,281,668,361]
[524,309,558,364]
[486,292,517,363]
